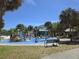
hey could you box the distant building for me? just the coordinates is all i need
[36,25,48,36]
[38,25,48,31]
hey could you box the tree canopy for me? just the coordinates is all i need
[16,24,25,30]
[0,0,22,11]
[44,21,53,30]
[0,0,22,31]
[59,8,79,30]
[28,25,33,31]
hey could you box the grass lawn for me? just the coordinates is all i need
[0,44,79,59]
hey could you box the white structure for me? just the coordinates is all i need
[65,28,76,32]
[0,36,10,40]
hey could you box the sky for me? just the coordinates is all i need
[3,0,79,29]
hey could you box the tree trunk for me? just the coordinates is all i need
[69,24,73,42]
[0,10,2,35]
[0,8,5,35]
[70,27,72,42]
[0,2,6,36]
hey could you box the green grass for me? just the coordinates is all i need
[0,45,79,59]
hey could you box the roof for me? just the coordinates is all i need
[38,25,48,31]
[39,29,48,31]
[65,28,76,32]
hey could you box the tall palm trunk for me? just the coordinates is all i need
[69,24,72,42]
[70,27,72,42]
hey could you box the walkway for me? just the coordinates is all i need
[41,48,79,59]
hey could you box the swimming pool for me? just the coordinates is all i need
[0,37,58,44]
[0,38,46,44]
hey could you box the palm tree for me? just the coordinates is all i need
[44,21,53,30]
[16,24,25,30]
[44,21,53,36]
[0,0,22,31]
[28,25,33,31]
[59,8,78,41]
[60,8,78,29]
[34,26,39,37]
[52,22,60,36]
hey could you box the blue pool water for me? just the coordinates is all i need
[0,38,47,44]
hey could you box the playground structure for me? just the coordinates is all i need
[10,29,35,42]
[10,29,26,42]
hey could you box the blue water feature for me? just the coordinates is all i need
[0,38,47,44]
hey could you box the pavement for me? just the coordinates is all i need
[0,43,45,46]
[41,48,79,59]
